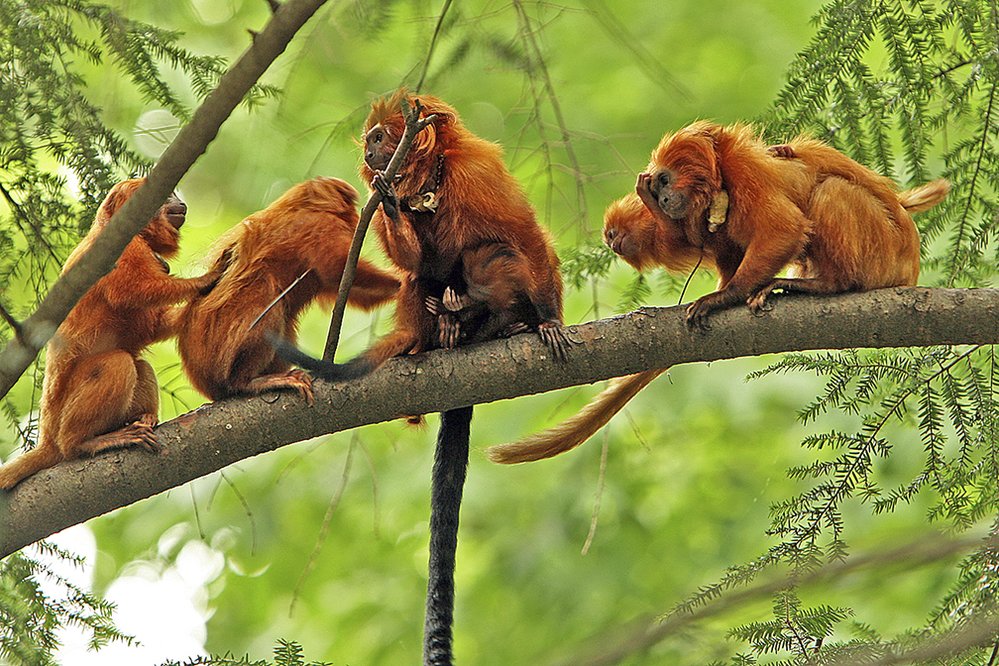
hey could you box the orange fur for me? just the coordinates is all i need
[283,91,566,379]
[175,177,400,401]
[0,179,217,489]
[489,122,948,464]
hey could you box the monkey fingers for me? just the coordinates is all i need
[537,321,570,361]
[371,171,401,220]
[245,370,315,405]
[425,295,444,316]
[684,293,728,332]
[501,321,531,337]
[767,144,797,159]
[442,287,472,312]
[747,283,778,314]
[438,313,461,349]
[635,173,658,211]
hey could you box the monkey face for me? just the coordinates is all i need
[646,168,691,220]
[163,194,187,229]
[603,197,653,271]
[140,194,186,256]
[364,124,395,171]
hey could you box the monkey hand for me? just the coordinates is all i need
[372,171,401,221]
[685,290,738,332]
[767,144,797,159]
[537,320,570,361]
[425,295,446,316]
[442,287,472,312]
[635,172,659,212]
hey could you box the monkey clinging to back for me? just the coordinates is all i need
[488,121,948,465]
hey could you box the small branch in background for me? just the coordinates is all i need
[415,0,455,93]
[553,531,994,666]
[0,302,24,343]
[322,99,436,361]
[0,0,331,401]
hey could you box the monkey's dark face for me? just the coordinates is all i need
[364,124,396,171]
[163,193,187,230]
[140,193,185,256]
[647,169,691,220]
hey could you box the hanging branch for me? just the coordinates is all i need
[0,0,330,400]
[321,99,436,361]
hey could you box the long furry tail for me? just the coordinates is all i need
[899,179,949,213]
[424,406,472,666]
[486,368,666,464]
[0,444,62,490]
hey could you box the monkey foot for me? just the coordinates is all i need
[747,285,777,314]
[83,419,160,456]
[501,321,531,337]
[246,370,314,404]
[438,314,461,349]
[537,321,570,361]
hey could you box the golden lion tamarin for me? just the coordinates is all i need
[0,179,217,489]
[487,121,948,465]
[175,177,399,402]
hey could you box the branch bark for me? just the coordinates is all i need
[1,286,997,557]
[0,0,330,399]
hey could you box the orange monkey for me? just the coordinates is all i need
[274,92,568,666]
[0,179,217,489]
[488,121,948,464]
[175,177,399,402]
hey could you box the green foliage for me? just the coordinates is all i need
[660,0,999,661]
[0,542,131,665]
[157,639,330,666]
[0,0,997,664]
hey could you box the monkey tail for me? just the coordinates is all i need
[487,368,666,464]
[424,405,473,666]
[0,444,62,490]
[898,179,950,213]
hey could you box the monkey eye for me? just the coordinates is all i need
[657,172,671,186]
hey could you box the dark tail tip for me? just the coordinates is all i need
[267,332,374,382]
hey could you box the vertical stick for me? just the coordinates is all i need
[322,99,436,361]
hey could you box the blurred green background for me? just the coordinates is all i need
[4,0,975,663]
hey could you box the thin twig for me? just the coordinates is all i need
[415,0,455,93]
[322,99,436,361]
[247,268,311,332]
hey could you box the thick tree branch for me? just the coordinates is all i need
[0,0,329,399]
[1,286,997,557]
